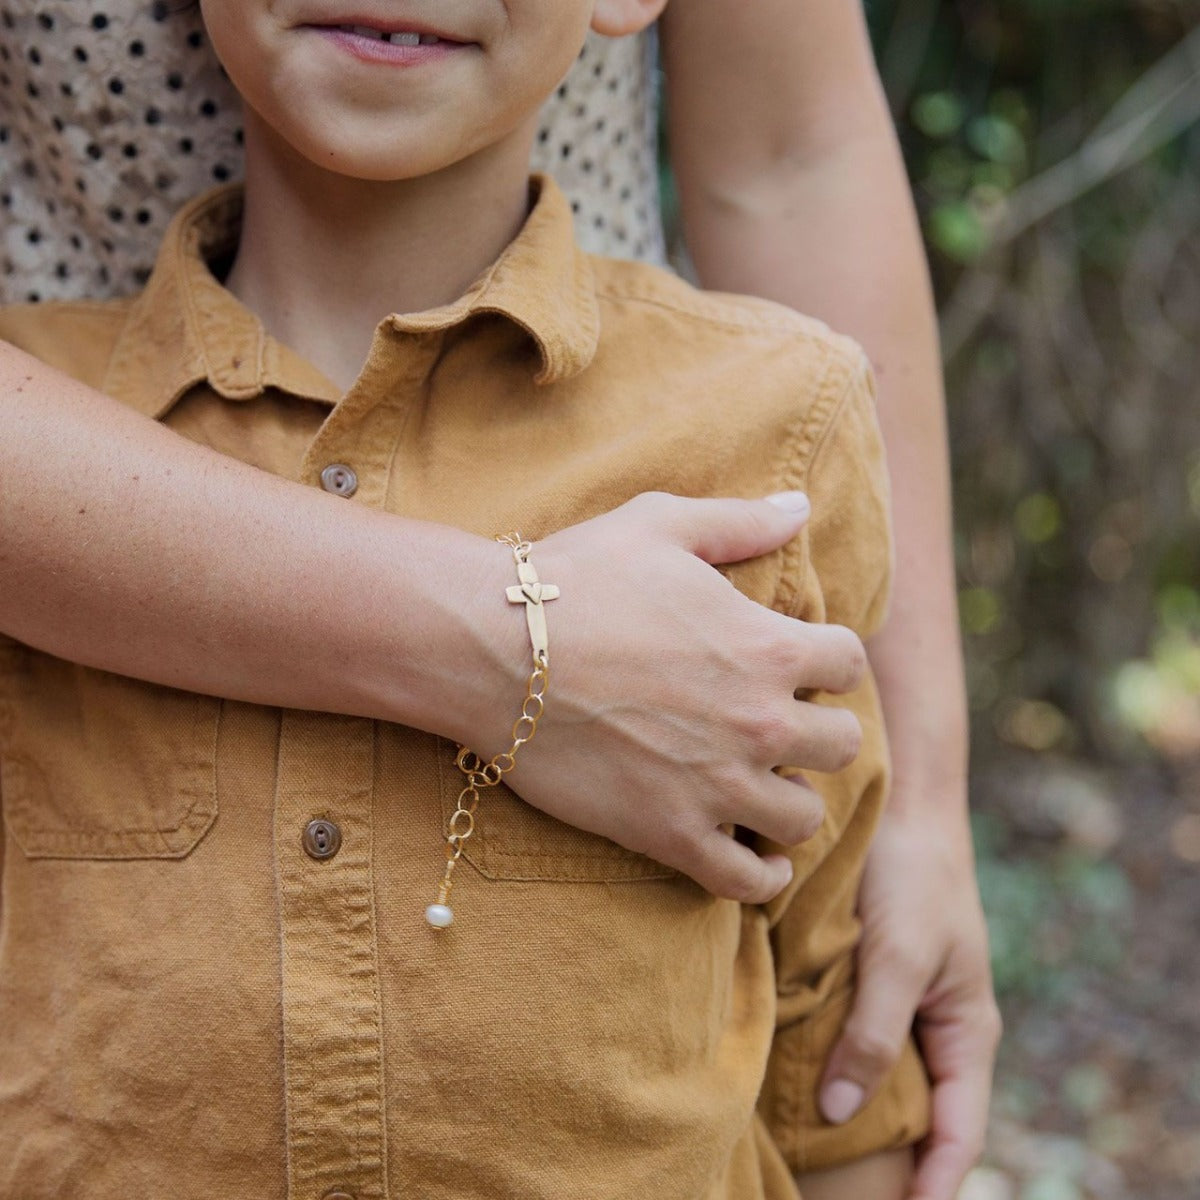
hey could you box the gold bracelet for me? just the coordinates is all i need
[425,533,559,929]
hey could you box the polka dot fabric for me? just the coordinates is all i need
[0,4,664,304]
[535,29,664,266]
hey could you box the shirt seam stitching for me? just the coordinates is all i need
[768,349,866,620]
[592,285,854,345]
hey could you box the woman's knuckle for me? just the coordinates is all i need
[786,787,825,842]
[701,854,750,902]
[837,628,868,689]
[724,867,765,905]
[726,700,768,752]
[833,713,863,769]
[736,773,768,816]
[672,837,723,892]
[685,857,722,897]
[751,621,791,670]
[660,820,708,866]
[780,800,823,845]
[750,707,792,759]
[775,819,807,848]
[981,1001,1004,1046]
[708,759,747,808]
[863,937,916,979]
[847,1026,900,1071]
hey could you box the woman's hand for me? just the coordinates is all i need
[467,491,869,906]
[818,796,1001,1200]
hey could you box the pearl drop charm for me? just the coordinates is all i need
[425,903,454,928]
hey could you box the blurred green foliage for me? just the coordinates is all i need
[865,0,1200,770]
[974,809,1132,999]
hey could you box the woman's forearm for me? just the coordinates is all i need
[662,0,968,814]
[0,340,513,745]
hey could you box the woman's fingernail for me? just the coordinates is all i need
[819,1079,865,1124]
[765,491,810,515]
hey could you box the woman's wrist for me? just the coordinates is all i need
[869,647,968,821]
[421,532,532,752]
[327,519,527,749]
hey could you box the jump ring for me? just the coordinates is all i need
[447,809,475,839]
[456,747,483,772]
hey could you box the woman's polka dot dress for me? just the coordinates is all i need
[0,3,665,303]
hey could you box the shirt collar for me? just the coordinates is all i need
[104,176,600,420]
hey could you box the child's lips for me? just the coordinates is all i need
[308,22,473,65]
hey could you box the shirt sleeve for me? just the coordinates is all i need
[755,349,931,1173]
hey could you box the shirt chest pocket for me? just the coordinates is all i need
[0,642,219,860]
[436,738,674,883]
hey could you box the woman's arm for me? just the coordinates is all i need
[1,338,860,905]
[0,340,503,735]
[661,2,1000,1195]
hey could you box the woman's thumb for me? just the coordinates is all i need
[642,491,810,566]
[697,492,811,565]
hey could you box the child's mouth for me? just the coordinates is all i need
[309,21,471,64]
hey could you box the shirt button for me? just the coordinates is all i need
[302,818,342,860]
[320,463,358,497]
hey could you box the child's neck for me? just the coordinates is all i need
[225,113,535,392]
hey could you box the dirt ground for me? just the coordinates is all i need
[966,755,1200,1200]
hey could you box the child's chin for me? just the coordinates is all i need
[286,130,470,185]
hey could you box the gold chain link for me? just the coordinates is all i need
[426,534,555,928]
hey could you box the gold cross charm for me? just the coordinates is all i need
[506,555,559,667]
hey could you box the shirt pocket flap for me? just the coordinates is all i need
[0,642,219,860]
[436,737,673,883]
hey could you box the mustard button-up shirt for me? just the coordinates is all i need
[0,179,928,1200]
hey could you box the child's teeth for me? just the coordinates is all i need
[336,25,440,46]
